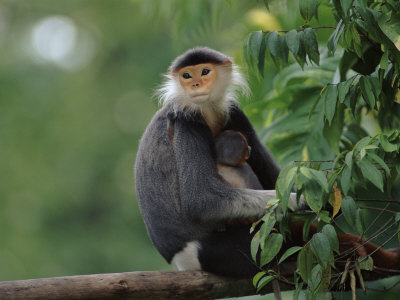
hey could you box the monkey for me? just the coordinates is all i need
[215,130,262,228]
[215,130,263,190]
[135,47,288,277]
[135,47,400,278]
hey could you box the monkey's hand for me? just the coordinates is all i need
[239,190,306,219]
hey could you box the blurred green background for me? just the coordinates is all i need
[0,2,398,299]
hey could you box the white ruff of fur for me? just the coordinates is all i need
[155,64,249,118]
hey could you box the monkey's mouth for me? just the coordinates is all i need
[191,92,209,98]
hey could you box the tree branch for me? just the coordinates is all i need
[0,270,293,300]
[263,26,336,34]
[0,268,397,300]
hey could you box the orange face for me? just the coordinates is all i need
[177,63,218,103]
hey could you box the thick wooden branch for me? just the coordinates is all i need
[0,270,294,300]
[0,268,396,300]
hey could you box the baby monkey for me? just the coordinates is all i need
[215,130,263,227]
[215,130,263,190]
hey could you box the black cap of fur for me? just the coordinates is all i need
[169,47,230,71]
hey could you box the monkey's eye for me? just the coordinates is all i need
[182,72,192,79]
[201,68,210,76]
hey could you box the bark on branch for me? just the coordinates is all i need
[0,270,294,300]
[0,268,395,300]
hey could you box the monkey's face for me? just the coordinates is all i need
[177,63,218,103]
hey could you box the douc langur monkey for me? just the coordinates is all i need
[135,47,400,278]
[135,47,287,277]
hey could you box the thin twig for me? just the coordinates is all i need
[358,206,398,215]
[293,160,335,163]
[263,26,336,34]
[363,202,391,239]
[368,229,400,257]
[335,217,395,261]
[355,198,400,206]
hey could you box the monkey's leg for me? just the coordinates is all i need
[198,226,260,278]
[290,222,400,270]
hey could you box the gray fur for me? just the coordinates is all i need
[135,103,281,263]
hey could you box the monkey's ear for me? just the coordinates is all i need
[220,59,233,69]
[246,146,251,159]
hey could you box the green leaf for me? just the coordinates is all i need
[327,19,344,56]
[322,224,340,254]
[344,84,358,115]
[299,0,319,23]
[367,153,390,175]
[354,136,371,153]
[338,76,356,103]
[345,151,353,169]
[359,144,378,160]
[295,31,307,69]
[266,31,279,57]
[243,33,251,67]
[341,196,363,235]
[276,164,297,213]
[258,32,267,77]
[279,246,302,264]
[297,247,314,283]
[308,264,322,292]
[378,12,400,52]
[357,159,384,192]
[277,33,289,64]
[303,181,324,213]
[304,28,320,65]
[249,31,263,63]
[342,25,352,51]
[286,30,299,56]
[380,135,399,152]
[319,210,331,223]
[369,76,381,100]
[309,85,327,119]
[260,233,283,266]
[341,165,351,195]
[303,214,315,242]
[300,167,329,193]
[250,234,260,262]
[323,85,338,125]
[252,271,266,287]
[350,23,363,58]
[310,233,331,268]
[388,130,399,141]
[358,256,374,271]
[332,0,345,18]
[340,0,353,16]
[380,51,389,70]
[323,103,344,154]
[256,275,277,293]
[359,76,376,109]
[260,212,276,247]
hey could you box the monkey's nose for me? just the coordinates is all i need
[192,83,200,88]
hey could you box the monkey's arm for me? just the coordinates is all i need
[225,106,280,189]
[172,115,281,223]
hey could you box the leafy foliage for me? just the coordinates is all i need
[246,0,400,298]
